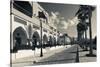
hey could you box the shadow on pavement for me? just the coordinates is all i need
[33,58,76,65]
[86,54,96,57]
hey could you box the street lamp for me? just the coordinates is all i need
[40,19,43,57]
[38,11,47,57]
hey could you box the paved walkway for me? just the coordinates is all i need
[12,45,72,64]
[78,46,96,62]
[11,45,76,67]
[11,45,97,67]
[34,45,78,65]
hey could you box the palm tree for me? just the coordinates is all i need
[88,6,95,56]
[76,5,95,56]
[77,20,87,47]
[76,5,88,44]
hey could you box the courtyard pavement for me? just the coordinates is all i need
[11,44,96,67]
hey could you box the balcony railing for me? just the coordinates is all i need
[13,1,32,17]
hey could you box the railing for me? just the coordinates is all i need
[12,7,51,31]
[13,1,32,17]
[12,7,40,27]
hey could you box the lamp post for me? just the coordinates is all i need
[40,19,43,57]
[38,11,47,57]
[38,11,46,57]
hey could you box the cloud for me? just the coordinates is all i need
[55,12,60,15]
[60,20,68,29]
[55,17,69,33]
[51,12,57,19]
[50,12,79,33]
[68,17,79,26]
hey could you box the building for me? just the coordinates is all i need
[10,1,60,59]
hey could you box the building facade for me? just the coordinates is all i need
[10,1,59,53]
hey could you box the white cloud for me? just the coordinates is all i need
[50,12,78,32]
[55,12,60,15]
[51,12,57,19]
[61,20,69,29]
[68,17,79,26]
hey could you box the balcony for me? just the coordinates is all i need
[13,1,32,17]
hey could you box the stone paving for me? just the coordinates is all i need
[78,46,96,62]
[11,45,97,67]
[12,45,72,64]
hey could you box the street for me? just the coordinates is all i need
[11,44,96,67]
[12,45,80,67]
[34,45,78,65]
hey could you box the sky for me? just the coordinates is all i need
[38,2,97,38]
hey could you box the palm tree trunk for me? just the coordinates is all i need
[85,30,88,50]
[89,7,93,55]
[82,31,84,49]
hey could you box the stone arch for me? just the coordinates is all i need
[13,26,28,51]
[32,31,40,48]
[43,34,48,47]
[53,37,56,46]
[49,36,53,47]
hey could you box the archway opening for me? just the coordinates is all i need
[13,27,28,52]
[32,31,40,49]
[49,36,53,47]
[43,34,48,48]
[57,36,60,45]
[53,37,56,46]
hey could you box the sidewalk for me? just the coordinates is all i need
[78,46,97,62]
[12,45,72,64]
[11,45,97,67]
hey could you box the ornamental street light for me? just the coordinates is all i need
[38,11,47,57]
[40,19,43,57]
